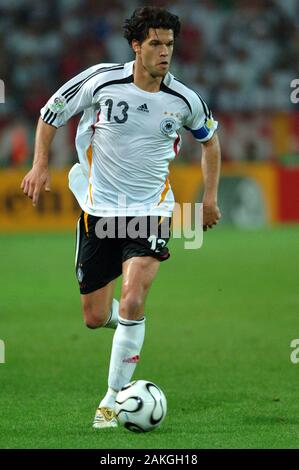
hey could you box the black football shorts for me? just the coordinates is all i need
[75,212,171,294]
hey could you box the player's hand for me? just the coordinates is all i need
[202,201,221,231]
[21,164,51,207]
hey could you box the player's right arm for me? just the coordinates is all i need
[21,118,56,206]
[21,63,107,206]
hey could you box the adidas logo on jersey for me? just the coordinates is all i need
[137,103,149,113]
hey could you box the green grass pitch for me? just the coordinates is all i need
[0,226,298,449]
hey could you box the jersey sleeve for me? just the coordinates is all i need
[40,65,100,128]
[184,92,218,142]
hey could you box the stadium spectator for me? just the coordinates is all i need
[0,0,297,164]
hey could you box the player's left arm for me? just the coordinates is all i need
[183,89,221,231]
[201,132,221,231]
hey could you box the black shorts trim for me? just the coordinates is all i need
[79,273,121,295]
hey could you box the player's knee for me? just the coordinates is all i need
[84,318,104,329]
[82,304,106,329]
[120,294,143,319]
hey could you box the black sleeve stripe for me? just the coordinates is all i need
[93,75,134,97]
[64,65,125,103]
[160,82,192,113]
[64,80,89,100]
[43,108,50,121]
[43,110,54,123]
[62,79,85,98]
[173,78,211,119]
[40,65,125,125]
[61,64,123,98]
[66,65,124,102]
[41,116,58,128]
[43,110,58,125]
[194,91,211,119]
[49,112,57,125]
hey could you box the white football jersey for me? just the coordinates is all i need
[41,61,218,216]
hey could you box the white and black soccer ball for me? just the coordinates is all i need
[115,380,167,432]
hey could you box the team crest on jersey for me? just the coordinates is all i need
[49,95,67,114]
[160,117,177,135]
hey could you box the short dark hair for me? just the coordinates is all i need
[123,6,181,46]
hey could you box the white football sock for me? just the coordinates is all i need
[99,316,145,409]
[99,387,118,409]
[103,299,119,330]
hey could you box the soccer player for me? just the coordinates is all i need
[21,6,221,428]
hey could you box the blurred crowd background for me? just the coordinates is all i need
[0,0,298,167]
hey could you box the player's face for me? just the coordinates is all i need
[135,28,174,78]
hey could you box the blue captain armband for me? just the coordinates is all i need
[185,118,218,142]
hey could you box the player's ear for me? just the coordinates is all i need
[132,39,141,54]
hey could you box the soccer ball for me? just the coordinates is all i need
[115,380,167,432]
